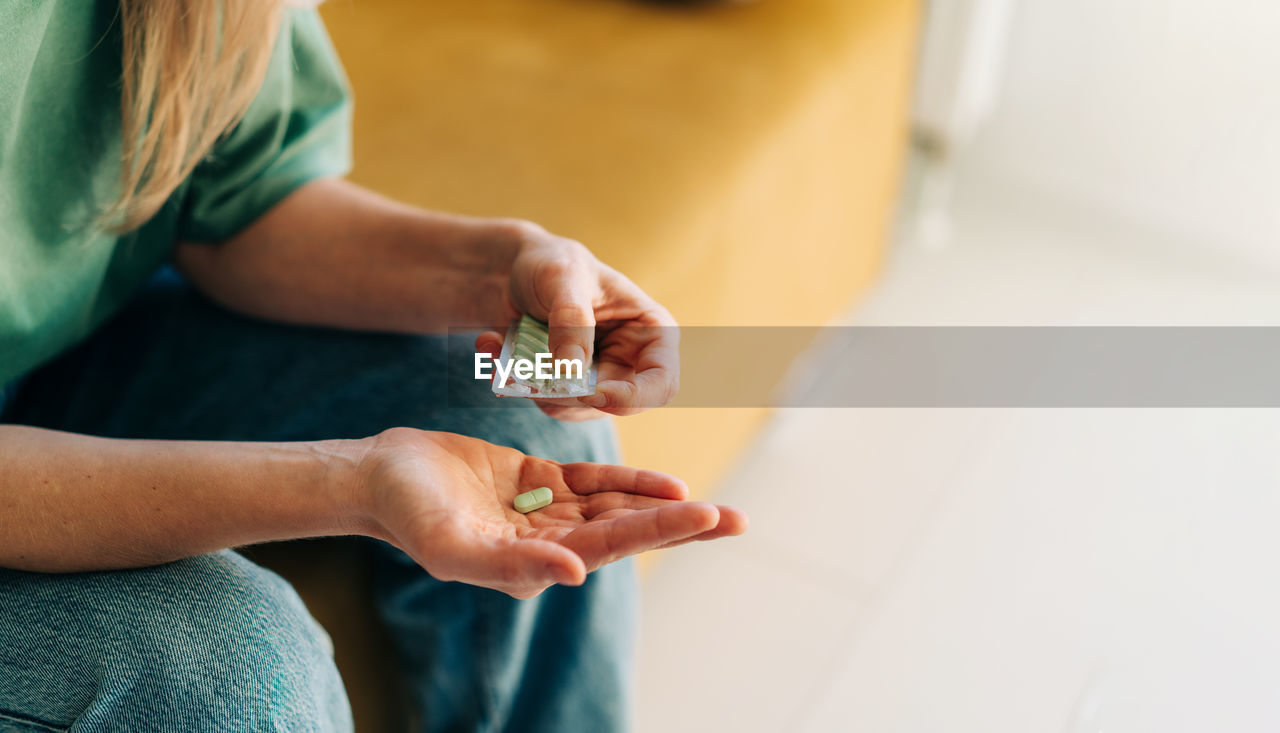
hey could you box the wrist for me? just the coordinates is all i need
[455,216,530,274]
[312,437,381,539]
[437,216,530,324]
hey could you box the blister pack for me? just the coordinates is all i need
[490,315,597,398]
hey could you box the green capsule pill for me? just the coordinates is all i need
[514,486,554,514]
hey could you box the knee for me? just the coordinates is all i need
[0,551,351,731]
[114,552,350,728]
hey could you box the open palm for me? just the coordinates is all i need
[359,428,746,598]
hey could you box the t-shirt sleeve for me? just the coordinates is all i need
[177,8,352,242]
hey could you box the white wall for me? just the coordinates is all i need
[964,0,1280,270]
[914,0,1016,152]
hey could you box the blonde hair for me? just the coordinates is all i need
[106,0,284,232]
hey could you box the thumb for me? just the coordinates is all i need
[545,288,596,369]
[443,534,586,594]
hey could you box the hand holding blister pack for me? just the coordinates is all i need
[490,315,597,398]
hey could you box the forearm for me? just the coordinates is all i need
[0,425,371,572]
[174,178,521,332]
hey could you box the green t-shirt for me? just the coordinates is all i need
[0,4,352,385]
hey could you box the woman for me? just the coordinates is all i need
[0,2,745,730]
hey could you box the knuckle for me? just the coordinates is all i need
[657,305,679,328]
[613,381,638,403]
[425,563,456,584]
[663,376,680,404]
[376,426,416,444]
[497,218,546,242]
[536,257,570,282]
[638,297,674,324]
[549,305,594,329]
[549,300,590,317]
[568,240,595,262]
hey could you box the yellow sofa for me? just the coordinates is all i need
[263,0,919,728]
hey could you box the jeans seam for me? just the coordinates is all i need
[0,708,67,732]
[477,592,501,732]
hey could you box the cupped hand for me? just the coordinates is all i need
[477,222,680,421]
[357,428,747,599]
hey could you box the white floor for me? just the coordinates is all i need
[634,161,1280,732]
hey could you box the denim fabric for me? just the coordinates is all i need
[0,270,635,732]
[0,552,350,732]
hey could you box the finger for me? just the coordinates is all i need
[437,532,586,593]
[581,374,673,416]
[654,505,749,549]
[581,326,679,413]
[545,285,597,370]
[504,537,587,587]
[533,402,607,422]
[525,538,589,586]
[581,492,680,517]
[475,330,504,357]
[579,492,742,519]
[560,502,720,570]
[605,503,747,548]
[475,331,505,388]
[561,463,689,500]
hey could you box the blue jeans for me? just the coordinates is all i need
[0,271,635,732]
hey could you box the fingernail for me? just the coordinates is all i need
[556,343,587,366]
